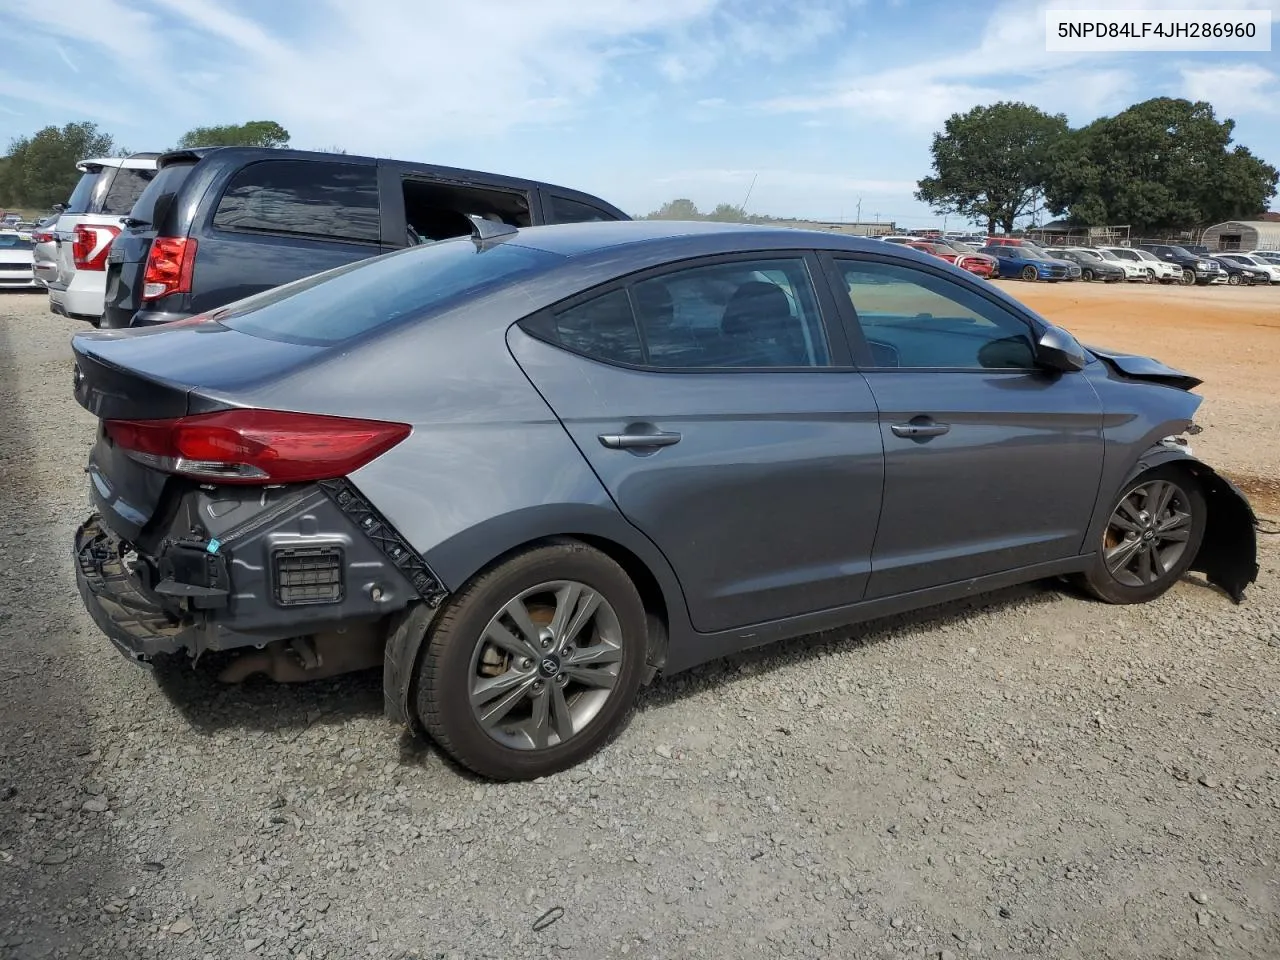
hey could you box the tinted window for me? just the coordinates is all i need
[545,194,616,224]
[0,234,33,250]
[553,289,644,364]
[63,171,101,215]
[838,260,1036,370]
[220,238,559,346]
[633,258,829,368]
[214,160,380,243]
[101,168,156,216]
[130,162,196,228]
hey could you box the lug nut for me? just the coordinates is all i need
[557,673,568,684]
[521,658,533,670]
[532,680,545,693]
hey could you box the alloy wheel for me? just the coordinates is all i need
[468,580,623,750]
[1021,265,1038,281]
[1103,480,1193,588]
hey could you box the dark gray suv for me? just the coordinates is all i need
[71,221,1258,780]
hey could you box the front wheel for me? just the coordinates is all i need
[1021,265,1039,281]
[1227,273,1241,285]
[415,542,647,780]
[1180,270,1195,285]
[1074,468,1206,604]
[1144,269,1156,284]
[1082,268,1094,282]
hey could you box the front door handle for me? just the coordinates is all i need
[891,420,950,439]
[598,431,682,450]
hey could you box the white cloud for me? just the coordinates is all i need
[1180,63,1280,116]
[758,0,1280,130]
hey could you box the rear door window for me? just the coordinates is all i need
[213,160,380,243]
[100,168,157,216]
[129,162,196,229]
[544,194,618,224]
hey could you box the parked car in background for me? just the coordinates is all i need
[903,240,996,278]
[1044,247,1125,282]
[1135,244,1224,285]
[31,215,59,287]
[70,220,1257,780]
[1214,252,1280,284]
[100,147,630,329]
[940,239,999,278]
[985,237,1043,249]
[1088,248,1145,282]
[1249,250,1280,269]
[48,154,160,323]
[0,230,42,289]
[1184,244,1213,257]
[1096,246,1182,284]
[979,245,1073,281]
[1209,255,1271,285]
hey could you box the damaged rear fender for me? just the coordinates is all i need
[1123,448,1259,603]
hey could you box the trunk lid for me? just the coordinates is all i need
[73,321,328,538]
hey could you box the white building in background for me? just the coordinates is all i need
[1200,220,1280,252]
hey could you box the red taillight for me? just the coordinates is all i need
[103,409,411,484]
[141,236,197,301]
[32,230,53,244]
[72,224,120,271]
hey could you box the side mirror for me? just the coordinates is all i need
[1035,326,1087,373]
[51,203,67,213]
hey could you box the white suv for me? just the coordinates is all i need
[48,154,159,323]
[1096,246,1183,284]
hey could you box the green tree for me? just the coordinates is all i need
[0,122,116,209]
[915,102,1069,235]
[645,198,702,219]
[1043,98,1278,232]
[706,202,751,222]
[177,120,290,149]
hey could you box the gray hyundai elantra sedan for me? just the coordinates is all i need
[71,219,1258,780]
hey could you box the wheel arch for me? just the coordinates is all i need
[384,504,692,728]
[1091,447,1258,604]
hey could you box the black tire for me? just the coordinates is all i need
[1082,268,1094,282]
[1144,269,1156,284]
[1074,466,1206,605]
[1179,270,1195,285]
[416,541,647,780]
[1021,265,1038,281]
[1227,273,1241,285]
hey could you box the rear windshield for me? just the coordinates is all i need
[101,167,157,216]
[219,238,562,346]
[0,234,33,250]
[63,170,102,214]
[129,162,196,228]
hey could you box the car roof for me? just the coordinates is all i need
[498,219,894,258]
[151,146,628,214]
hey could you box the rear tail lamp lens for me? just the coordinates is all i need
[72,224,120,271]
[142,236,197,300]
[103,409,411,484]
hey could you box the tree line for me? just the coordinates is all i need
[916,97,1278,235]
[0,120,341,211]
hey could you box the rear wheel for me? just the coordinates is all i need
[1075,467,1206,605]
[415,542,647,780]
[1021,265,1038,281]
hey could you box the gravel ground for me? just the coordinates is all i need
[1,291,1278,960]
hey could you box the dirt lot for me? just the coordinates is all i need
[1,286,1278,960]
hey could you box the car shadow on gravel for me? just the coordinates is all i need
[0,308,121,956]
[637,580,1061,713]
[150,580,1060,751]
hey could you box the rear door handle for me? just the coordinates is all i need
[891,420,950,439]
[598,431,682,450]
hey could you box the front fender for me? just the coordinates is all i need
[1119,447,1259,603]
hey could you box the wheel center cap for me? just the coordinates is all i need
[537,654,561,678]
[1142,530,1154,541]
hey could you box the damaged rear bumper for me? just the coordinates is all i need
[73,479,449,664]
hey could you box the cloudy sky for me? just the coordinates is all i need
[1,0,1277,226]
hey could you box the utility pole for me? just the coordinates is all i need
[856,197,862,224]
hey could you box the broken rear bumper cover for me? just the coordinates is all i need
[74,479,448,663]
